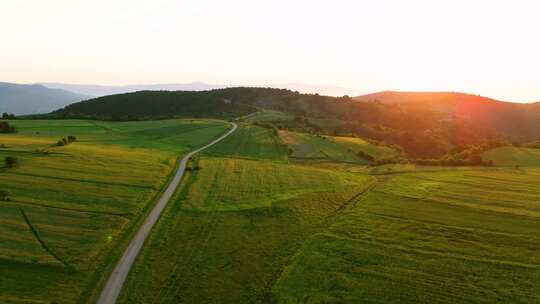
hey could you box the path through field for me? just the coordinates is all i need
[97,122,237,304]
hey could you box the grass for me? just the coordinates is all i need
[243,110,294,123]
[204,123,288,161]
[483,146,540,167]
[0,119,230,303]
[272,168,540,303]
[118,157,374,303]
[3,117,540,303]
[280,130,397,163]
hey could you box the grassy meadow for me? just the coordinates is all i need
[118,117,540,304]
[204,123,288,161]
[279,130,397,163]
[483,146,540,167]
[272,168,540,303]
[0,119,230,303]
[2,115,539,304]
[119,156,375,303]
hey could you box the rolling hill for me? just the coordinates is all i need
[0,82,89,115]
[354,91,540,139]
[52,88,540,158]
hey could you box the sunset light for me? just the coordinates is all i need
[2,0,539,101]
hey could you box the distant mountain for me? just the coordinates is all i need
[39,82,226,97]
[39,82,362,98]
[0,82,90,115]
[354,91,540,139]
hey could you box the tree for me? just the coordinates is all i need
[1,113,15,120]
[4,156,18,168]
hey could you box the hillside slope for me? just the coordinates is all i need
[53,88,540,158]
[0,82,89,115]
[355,91,540,139]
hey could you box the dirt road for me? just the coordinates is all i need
[97,122,237,304]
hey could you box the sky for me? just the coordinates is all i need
[1,0,539,102]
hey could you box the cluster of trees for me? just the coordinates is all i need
[2,113,15,119]
[56,136,77,146]
[415,139,508,166]
[0,121,16,133]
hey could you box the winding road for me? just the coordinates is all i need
[97,122,237,304]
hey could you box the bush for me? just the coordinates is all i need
[356,150,375,161]
[55,135,77,147]
[371,156,409,166]
[0,190,9,201]
[0,121,16,133]
[4,156,18,168]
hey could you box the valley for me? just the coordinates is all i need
[1,92,539,303]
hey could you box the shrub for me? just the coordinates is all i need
[55,136,77,146]
[5,156,18,168]
[371,156,409,166]
[0,190,9,201]
[356,150,375,161]
[0,121,16,133]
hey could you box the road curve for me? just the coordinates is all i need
[97,122,237,304]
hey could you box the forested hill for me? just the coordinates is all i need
[52,87,540,158]
[53,88,298,120]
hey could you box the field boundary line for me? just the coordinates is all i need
[96,122,237,304]
[7,200,130,219]
[259,180,379,303]
[19,208,73,269]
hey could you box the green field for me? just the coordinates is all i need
[119,156,374,303]
[0,119,230,303]
[119,134,540,304]
[272,168,540,303]
[483,146,540,167]
[2,118,540,304]
[280,130,397,163]
[204,123,288,161]
[243,110,294,123]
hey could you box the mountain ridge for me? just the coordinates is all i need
[0,82,90,115]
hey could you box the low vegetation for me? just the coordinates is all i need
[272,168,540,303]
[204,123,288,161]
[0,121,16,133]
[0,119,230,303]
[118,156,374,303]
[3,110,540,303]
[4,156,18,168]
[279,130,398,164]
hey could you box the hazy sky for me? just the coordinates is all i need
[2,0,539,101]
